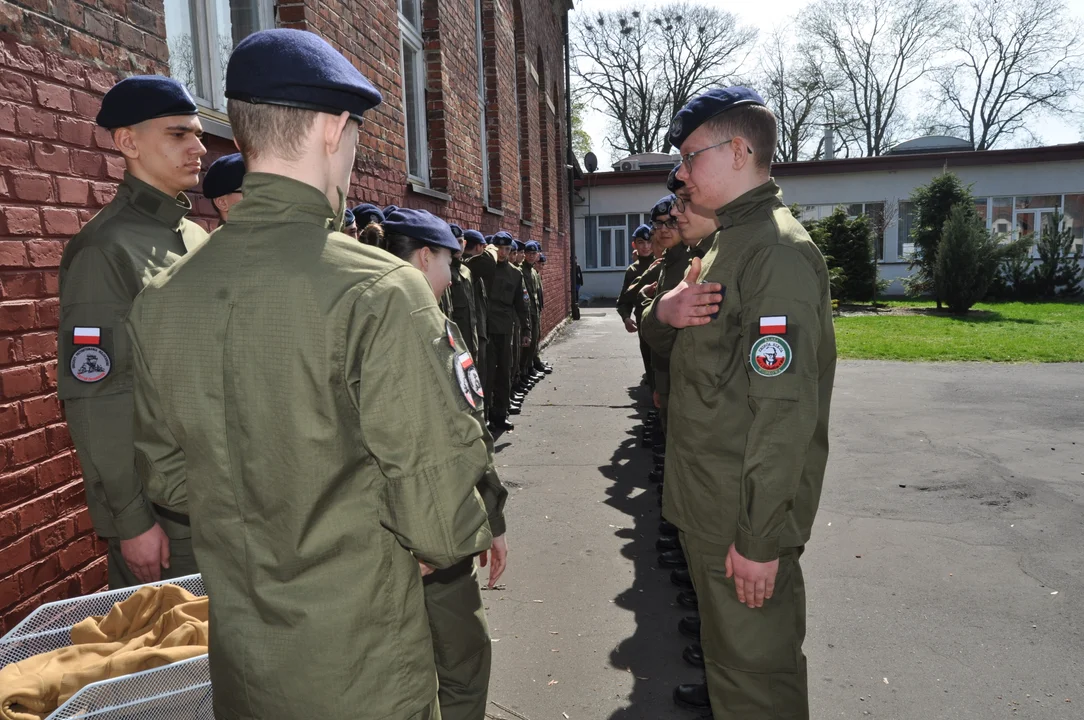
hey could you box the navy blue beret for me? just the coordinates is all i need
[632,224,652,241]
[668,86,766,149]
[666,165,685,193]
[524,241,541,252]
[96,76,198,129]
[353,203,384,227]
[202,153,246,199]
[492,231,515,247]
[539,254,547,262]
[382,208,459,253]
[343,208,356,228]
[463,230,486,247]
[226,29,383,123]
[448,223,464,239]
[651,195,676,222]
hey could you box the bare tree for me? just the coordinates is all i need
[572,3,756,159]
[924,0,1084,149]
[802,0,956,156]
[761,32,833,162]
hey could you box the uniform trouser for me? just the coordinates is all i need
[639,338,653,389]
[511,322,521,387]
[680,533,808,720]
[475,340,489,419]
[655,370,670,437]
[106,535,200,589]
[424,559,492,720]
[487,333,513,420]
[520,315,540,377]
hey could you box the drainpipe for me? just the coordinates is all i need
[563,8,579,318]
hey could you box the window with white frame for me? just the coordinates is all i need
[164,0,274,113]
[400,0,428,184]
[583,213,647,270]
[800,202,886,259]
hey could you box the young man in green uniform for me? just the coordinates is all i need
[462,231,491,410]
[448,226,480,361]
[202,152,246,224]
[485,233,530,431]
[519,241,545,386]
[58,76,208,589]
[642,87,837,719]
[617,225,656,385]
[127,29,494,720]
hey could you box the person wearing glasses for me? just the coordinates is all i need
[641,87,837,720]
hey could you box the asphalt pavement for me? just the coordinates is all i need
[481,308,1083,720]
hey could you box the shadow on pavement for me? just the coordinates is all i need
[601,383,700,720]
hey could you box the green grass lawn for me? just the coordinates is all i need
[834,301,1084,362]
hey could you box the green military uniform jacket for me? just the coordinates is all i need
[58,172,207,541]
[620,259,662,324]
[449,261,480,358]
[488,260,531,338]
[617,255,655,320]
[521,261,542,323]
[126,174,494,720]
[642,180,837,561]
[643,245,692,393]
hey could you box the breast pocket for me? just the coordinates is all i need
[493,276,515,305]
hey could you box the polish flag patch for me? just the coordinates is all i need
[759,316,787,335]
[73,327,101,345]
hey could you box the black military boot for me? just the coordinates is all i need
[491,417,514,432]
[656,535,680,551]
[508,401,521,415]
[683,643,705,668]
[670,568,693,588]
[677,589,698,610]
[658,548,687,568]
[673,682,710,710]
[658,520,679,536]
[678,614,701,640]
[648,467,664,484]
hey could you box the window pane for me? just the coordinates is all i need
[897,201,914,258]
[403,42,421,178]
[1015,195,1061,209]
[1016,212,1035,239]
[213,0,261,108]
[846,203,863,218]
[585,216,598,269]
[973,198,988,226]
[991,197,1012,236]
[614,229,626,267]
[865,203,884,260]
[599,214,625,226]
[1064,194,1084,241]
[165,0,208,101]
[600,229,612,268]
[401,0,420,29]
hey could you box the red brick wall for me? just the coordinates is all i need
[1,0,570,632]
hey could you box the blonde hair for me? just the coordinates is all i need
[227,99,318,163]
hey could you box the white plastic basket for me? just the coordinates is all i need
[0,574,213,719]
[50,653,213,720]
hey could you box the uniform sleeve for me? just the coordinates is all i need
[350,269,493,570]
[514,275,531,336]
[127,307,188,516]
[735,245,824,562]
[474,421,508,537]
[639,267,679,357]
[537,276,544,311]
[616,266,637,320]
[60,247,156,540]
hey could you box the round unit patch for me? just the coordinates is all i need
[454,355,477,409]
[71,346,111,383]
[750,335,791,377]
[669,116,683,139]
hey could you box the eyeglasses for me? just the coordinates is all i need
[679,139,735,171]
[653,218,678,231]
[671,194,686,214]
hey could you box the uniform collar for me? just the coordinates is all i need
[120,172,192,230]
[714,179,783,230]
[635,254,654,267]
[690,234,713,259]
[663,245,688,265]
[229,173,340,229]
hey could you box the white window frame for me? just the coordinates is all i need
[164,0,274,114]
[475,0,489,206]
[584,213,639,271]
[399,2,429,185]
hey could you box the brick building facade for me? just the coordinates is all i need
[0,0,573,631]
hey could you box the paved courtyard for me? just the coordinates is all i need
[481,309,1084,720]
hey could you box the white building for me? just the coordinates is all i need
[572,140,1084,299]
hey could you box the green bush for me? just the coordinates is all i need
[1032,210,1084,298]
[813,208,878,302]
[934,204,1001,315]
[907,173,974,308]
[988,235,1037,300]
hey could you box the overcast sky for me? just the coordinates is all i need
[571,0,1084,165]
